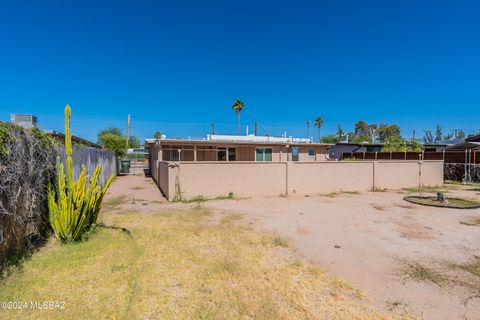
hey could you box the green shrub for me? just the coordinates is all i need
[48,105,114,242]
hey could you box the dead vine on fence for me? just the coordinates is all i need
[0,123,57,263]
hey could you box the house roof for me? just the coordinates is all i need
[446,141,480,150]
[466,133,480,142]
[145,138,333,148]
[46,130,102,148]
[333,142,384,147]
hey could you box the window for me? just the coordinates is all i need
[217,147,227,161]
[291,147,299,161]
[256,148,272,161]
[217,147,236,161]
[308,148,315,160]
[170,149,179,161]
[228,148,236,161]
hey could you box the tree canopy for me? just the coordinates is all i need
[97,127,140,157]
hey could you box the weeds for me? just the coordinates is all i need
[320,190,360,198]
[179,192,237,203]
[403,261,447,286]
[402,186,445,193]
[271,236,289,248]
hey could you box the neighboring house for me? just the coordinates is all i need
[329,142,383,160]
[330,142,448,159]
[45,130,102,148]
[10,114,38,129]
[423,144,448,152]
[446,133,480,151]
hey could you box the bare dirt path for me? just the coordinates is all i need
[105,176,480,319]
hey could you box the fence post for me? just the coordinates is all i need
[443,150,445,161]
[375,152,377,160]
[363,151,365,160]
[404,151,407,160]
[390,151,392,160]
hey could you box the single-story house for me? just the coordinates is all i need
[330,142,447,159]
[146,135,332,163]
[329,142,383,160]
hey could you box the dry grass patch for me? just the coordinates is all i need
[460,216,480,226]
[403,261,447,286]
[0,208,408,320]
[103,195,129,210]
[320,190,360,198]
[372,203,387,211]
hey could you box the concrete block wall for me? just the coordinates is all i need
[152,160,444,201]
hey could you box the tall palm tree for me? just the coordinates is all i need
[231,99,244,135]
[313,116,324,142]
[337,125,344,142]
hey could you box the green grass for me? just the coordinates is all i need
[0,207,407,320]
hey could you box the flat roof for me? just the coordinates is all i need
[46,130,102,148]
[145,138,333,147]
[466,133,480,142]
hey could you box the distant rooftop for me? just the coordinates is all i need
[144,133,333,147]
[45,130,101,149]
[10,114,38,129]
[207,134,311,143]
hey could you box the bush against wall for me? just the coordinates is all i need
[0,123,57,263]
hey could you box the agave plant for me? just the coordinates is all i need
[48,104,114,241]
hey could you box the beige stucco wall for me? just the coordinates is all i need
[175,162,287,199]
[374,161,420,189]
[157,161,175,200]
[151,159,444,200]
[288,162,374,194]
[419,161,444,186]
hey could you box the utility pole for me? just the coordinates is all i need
[126,114,131,149]
[211,122,215,135]
[412,129,416,141]
[254,121,258,136]
[306,120,310,140]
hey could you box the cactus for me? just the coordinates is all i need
[48,104,114,241]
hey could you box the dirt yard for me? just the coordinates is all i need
[109,176,480,319]
[204,186,480,320]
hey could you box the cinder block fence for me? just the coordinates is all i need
[151,160,444,201]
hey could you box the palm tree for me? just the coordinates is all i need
[231,99,244,135]
[337,125,344,142]
[313,116,323,142]
[154,131,162,140]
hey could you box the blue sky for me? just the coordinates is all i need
[0,0,479,143]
